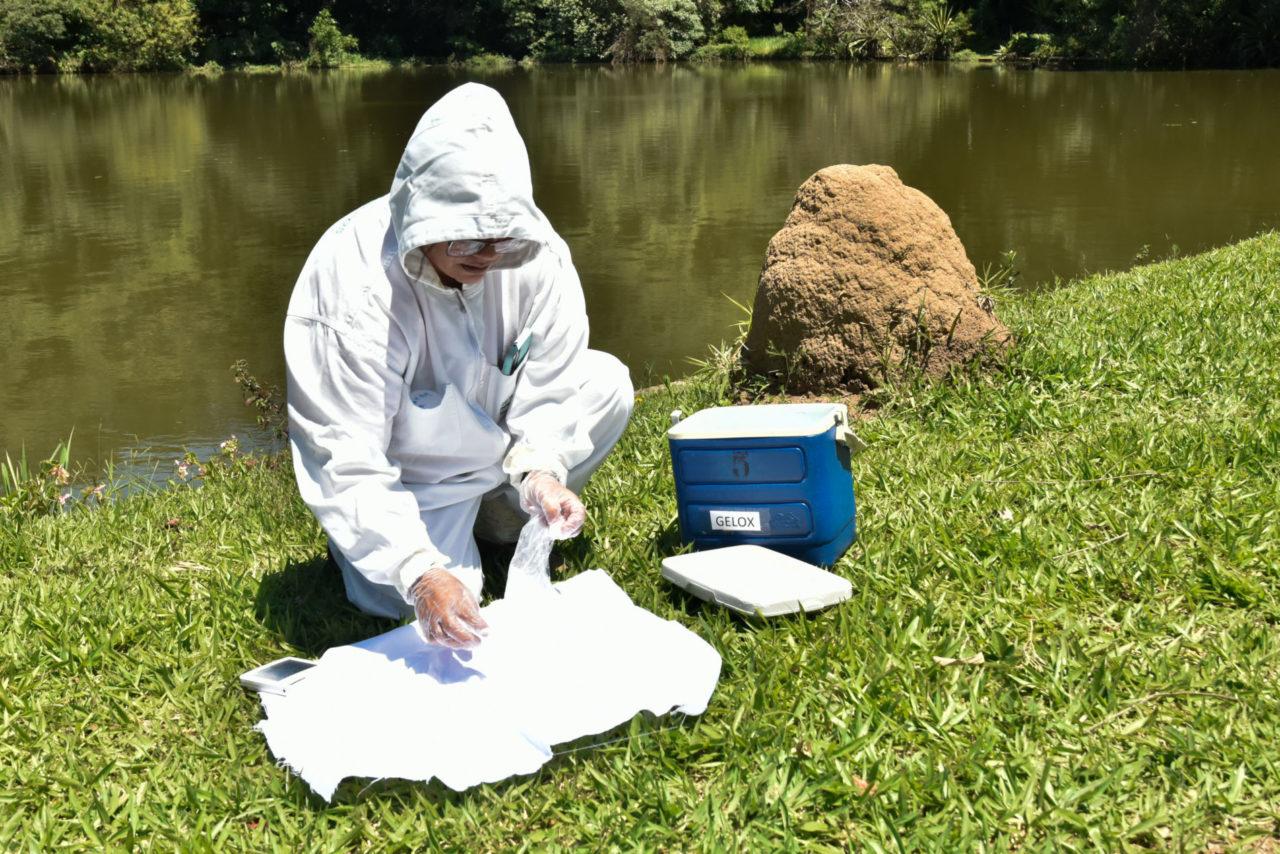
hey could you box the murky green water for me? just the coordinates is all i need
[2,64,1278,468]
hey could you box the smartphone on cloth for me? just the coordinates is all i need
[239,657,317,695]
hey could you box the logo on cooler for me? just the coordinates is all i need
[709,510,762,532]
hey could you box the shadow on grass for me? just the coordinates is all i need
[654,518,684,556]
[255,552,398,656]
[256,528,610,653]
[664,582,711,618]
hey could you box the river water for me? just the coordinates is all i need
[2,63,1277,469]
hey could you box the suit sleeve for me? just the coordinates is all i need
[284,311,448,604]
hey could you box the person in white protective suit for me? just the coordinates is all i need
[283,83,634,650]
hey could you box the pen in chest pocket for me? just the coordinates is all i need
[501,329,534,376]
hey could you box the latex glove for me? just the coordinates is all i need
[411,568,488,649]
[519,470,585,539]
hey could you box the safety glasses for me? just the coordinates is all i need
[445,238,534,257]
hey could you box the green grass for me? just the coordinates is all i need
[4,233,1280,849]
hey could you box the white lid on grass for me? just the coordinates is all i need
[661,545,852,616]
[666,403,847,441]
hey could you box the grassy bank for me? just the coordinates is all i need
[3,234,1280,849]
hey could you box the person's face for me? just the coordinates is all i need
[423,240,501,286]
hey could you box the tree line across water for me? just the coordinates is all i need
[1,0,1277,73]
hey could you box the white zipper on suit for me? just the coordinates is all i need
[454,288,487,405]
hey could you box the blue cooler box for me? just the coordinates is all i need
[667,403,859,566]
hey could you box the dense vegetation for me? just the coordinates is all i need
[3,233,1280,848]
[1,0,1277,71]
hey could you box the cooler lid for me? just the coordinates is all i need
[661,545,853,617]
[667,403,847,440]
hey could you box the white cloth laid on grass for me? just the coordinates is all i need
[256,569,722,800]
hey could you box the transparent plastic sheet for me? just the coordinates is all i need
[503,516,564,600]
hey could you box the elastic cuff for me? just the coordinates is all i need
[395,549,449,605]
[502,443,570,488]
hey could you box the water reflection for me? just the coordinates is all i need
[1,64,1277,468]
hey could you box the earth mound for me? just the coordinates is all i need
[742,164,1011,395]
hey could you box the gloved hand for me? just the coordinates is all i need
[411,567,488,649]
[519,470,585,539]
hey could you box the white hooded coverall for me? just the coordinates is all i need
[283,83,634,619]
